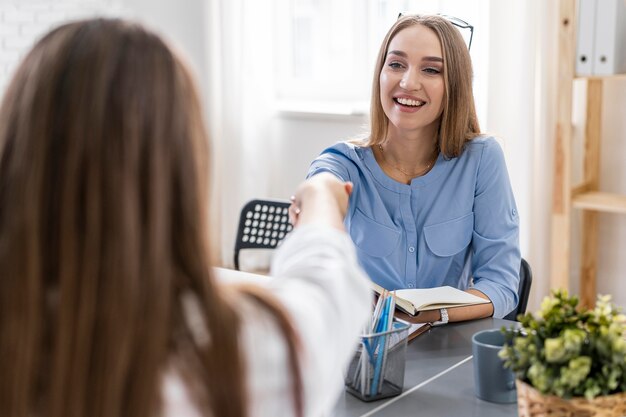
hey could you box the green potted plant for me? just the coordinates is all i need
[499,290,626,416]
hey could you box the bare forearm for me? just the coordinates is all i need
[412,289,494,323]
[448,289,494,322]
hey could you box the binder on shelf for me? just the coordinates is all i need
[592,0,626,75]
[575,0,596,76]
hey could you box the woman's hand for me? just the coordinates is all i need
[289,173,353,230]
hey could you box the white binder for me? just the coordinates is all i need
[576,0,596,76]
[593,0,626,75]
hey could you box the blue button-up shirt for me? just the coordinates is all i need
[307,136,520,318]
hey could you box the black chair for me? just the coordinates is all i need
[503,258,533,321]
[233,199,293,270]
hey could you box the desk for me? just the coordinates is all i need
[333,318,518,417]
[214,266,271,283]
[213,268,518,416]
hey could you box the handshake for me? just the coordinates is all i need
[288,173,353,231]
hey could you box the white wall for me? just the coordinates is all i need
[0,1,128,91]
[0,0,209,106]
[596,81,626,307]
[266,113,367,199]
[122,0,209,100]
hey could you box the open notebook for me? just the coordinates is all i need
[372,282,490,317]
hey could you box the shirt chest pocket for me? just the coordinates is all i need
[423,212,474,257]
[350,209,401,258]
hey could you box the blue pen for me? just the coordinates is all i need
[376,292,396,394]
[365,290,387,360]
[370,296,391,396]
[371,294,390,358]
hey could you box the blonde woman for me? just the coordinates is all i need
[308,14,520,323]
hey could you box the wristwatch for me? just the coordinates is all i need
[431,308,449,326]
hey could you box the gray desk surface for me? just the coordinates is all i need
[333,318,519,417]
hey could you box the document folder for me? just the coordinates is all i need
[576,0,596,76]
[592,0,626,75]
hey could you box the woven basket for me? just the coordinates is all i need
[516,379,626,417]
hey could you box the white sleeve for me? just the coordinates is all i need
[268,225,372,417]
[162,225,371,417]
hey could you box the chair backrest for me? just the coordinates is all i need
[233,199,293,270]
[503,258,533,321]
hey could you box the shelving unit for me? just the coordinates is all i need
[550,0,626,308]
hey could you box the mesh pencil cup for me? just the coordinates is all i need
[344,321,410,401]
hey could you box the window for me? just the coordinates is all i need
[274,0,373,102]
[274,0,489,126]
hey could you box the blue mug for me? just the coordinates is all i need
[471,329,517,404]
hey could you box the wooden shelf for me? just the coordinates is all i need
[575,74,626,81]
[572,192,626,214]
[550,0,626,309]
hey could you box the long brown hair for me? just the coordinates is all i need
[0,18,302,417]
[365,14,480,157]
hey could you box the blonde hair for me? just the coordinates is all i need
[364,14,480,157]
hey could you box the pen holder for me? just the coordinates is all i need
[345,321,410,402]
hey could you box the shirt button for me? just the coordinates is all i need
[408,246,415,253]
[408,283,414,288]
[512,208,517,216]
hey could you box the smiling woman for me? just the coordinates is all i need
[305,14,521,325]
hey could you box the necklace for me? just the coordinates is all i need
[377,144,437,178]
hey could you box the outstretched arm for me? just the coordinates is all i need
[288,172,353,231]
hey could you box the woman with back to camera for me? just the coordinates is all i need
[306,14,520,324]
[0,18,370,417]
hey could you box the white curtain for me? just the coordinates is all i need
[205,0,278,267]
[527,0,559,311]
[482,0,558,311]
